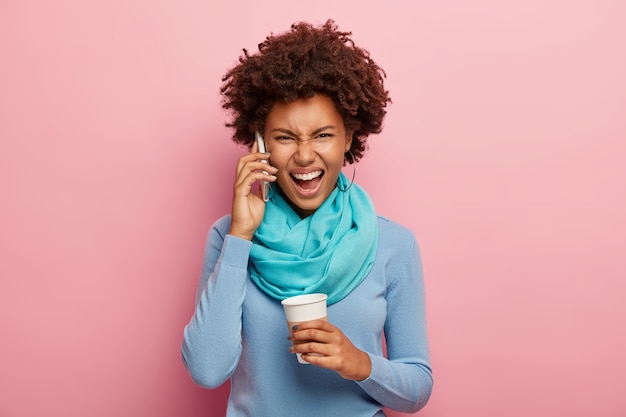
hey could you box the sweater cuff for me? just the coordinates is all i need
[219,234,253,268]
[355,352,384,388]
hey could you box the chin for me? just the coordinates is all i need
[291,200,320,217]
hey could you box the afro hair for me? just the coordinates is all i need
[219,19,391,163]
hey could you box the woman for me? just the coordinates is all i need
[182,20,433,416]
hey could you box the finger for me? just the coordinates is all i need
[291,329,338,347]
[290,340,332,358]
[291,319,334,332]
[235,152,266,179]
[299,353,326,366]
[234,159,277,188]
[236,151,275,172]
[289,340,367,380]
[233,171,277,201]
[298,349,369,381]
[290,320,336,344]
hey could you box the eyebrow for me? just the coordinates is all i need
[270,125,336,137]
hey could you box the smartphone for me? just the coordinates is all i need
[255,131,270,202]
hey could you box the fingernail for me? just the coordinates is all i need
[291,324,299,331]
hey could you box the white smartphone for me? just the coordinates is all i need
[255,131,270,202]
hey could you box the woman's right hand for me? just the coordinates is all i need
[228,141,277,241]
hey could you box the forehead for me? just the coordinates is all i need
[265,94,344,130]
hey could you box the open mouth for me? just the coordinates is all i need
[290,170,324,192]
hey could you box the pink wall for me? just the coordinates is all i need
[1,1,625,416]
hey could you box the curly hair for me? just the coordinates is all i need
[220,19,391,163]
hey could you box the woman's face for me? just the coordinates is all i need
[264,94,352,217]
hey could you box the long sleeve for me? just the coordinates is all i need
[181,215,251,388]
[180,215,432,416]
[356,222,434,413]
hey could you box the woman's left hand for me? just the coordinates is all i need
[289,319,372,381]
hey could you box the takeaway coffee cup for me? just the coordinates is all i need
[281,293,328,364]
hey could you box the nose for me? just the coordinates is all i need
[293,140,316,165]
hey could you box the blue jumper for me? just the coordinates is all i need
[182,215,433,416]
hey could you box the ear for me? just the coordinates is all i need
[344,130,354,152]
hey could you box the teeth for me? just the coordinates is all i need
[292,171,322,181]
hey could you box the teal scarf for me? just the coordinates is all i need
[249,172,378,305]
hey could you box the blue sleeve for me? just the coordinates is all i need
[181,216,252,388]
[357,233,433,413]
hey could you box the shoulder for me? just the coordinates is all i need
[376,215,417,248]
[375,215,421,271]
[374,216,424,289]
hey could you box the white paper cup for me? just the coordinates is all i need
[281,293,328,364]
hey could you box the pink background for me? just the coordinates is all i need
[1,1,625,416]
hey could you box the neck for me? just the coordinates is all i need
[276,187,315,218]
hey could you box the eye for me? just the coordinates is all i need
[275,135,295,142]
[315,132,334,142]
